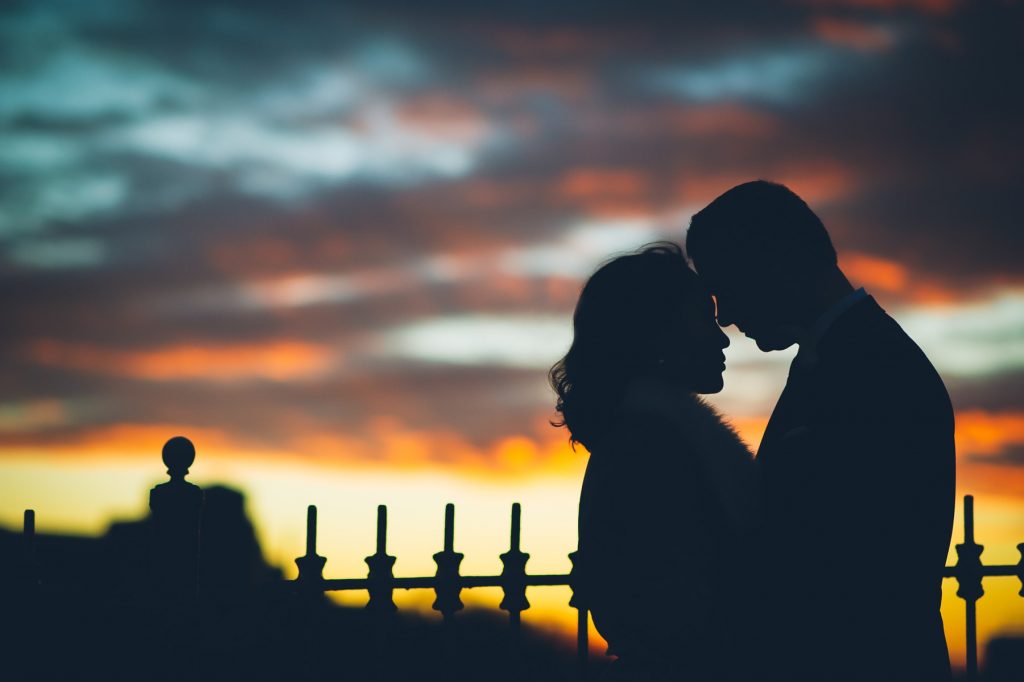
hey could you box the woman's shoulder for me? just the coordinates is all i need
[586,406,689,472]
[617,382,743,449]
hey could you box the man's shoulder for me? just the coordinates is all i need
[820,297,935,374]
[813,297,952,414]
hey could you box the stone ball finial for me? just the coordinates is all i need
[162,436,195,480]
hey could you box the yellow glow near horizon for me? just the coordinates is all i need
[3,451,1023,669]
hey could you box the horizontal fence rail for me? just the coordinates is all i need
[14,436,1024,681]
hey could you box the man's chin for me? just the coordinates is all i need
[753,334,797,352]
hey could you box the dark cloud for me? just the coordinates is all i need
[947,372,1024,414]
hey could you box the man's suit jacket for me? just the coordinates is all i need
[756,295,955,681]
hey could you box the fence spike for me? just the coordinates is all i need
[295,504,326,588]
[22,509,38,589]
[444,502,454,552]
[964,494,974,544]
[306,505,317,556]
[510,502,521,550]
[376,504,387,555]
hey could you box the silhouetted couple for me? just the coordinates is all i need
[554,182,955,681]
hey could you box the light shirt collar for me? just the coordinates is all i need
[793,287,868,370]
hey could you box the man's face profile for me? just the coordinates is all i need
[699,258,798,352]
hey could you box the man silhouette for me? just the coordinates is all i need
[686,181,955,681]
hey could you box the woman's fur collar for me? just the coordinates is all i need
[622,378,762,533]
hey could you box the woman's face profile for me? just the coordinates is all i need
[658,289,730,394]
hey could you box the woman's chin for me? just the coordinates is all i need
[693,374,725,394]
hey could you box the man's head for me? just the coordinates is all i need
[686,180,839,351]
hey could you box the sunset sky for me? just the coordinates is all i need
[1,0,1022,670]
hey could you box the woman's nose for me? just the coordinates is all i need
[714,300,732,328]
[717,326,730,349]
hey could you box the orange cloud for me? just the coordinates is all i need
[476,68,594,104]
[677,160,856,208]
[841,252,910,290]
[955,411,1024,459]
[451,179,538,208]
[940,410,1024,498]
[0,422,240,458]
[671,104,779,138]
[841,251,963,304]
[557,169,650,200]
[27,339,336,383]
[813,18,897,51]
[393,93,490,143]
[774,162,855,206]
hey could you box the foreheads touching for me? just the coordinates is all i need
[685,180,839,350]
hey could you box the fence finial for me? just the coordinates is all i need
[432,503,464,616]
[366,504,397,612]
[500,502,530,614]
[162,436,196,482]
[1017,543,1024,598]
[955,495,984,601]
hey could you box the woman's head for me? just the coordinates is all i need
[549,242,729,448]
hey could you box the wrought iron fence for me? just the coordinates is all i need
[14,436,1024,680]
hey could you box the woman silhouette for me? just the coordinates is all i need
[551,243,759,681]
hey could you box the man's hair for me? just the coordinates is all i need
[685,180,837,272]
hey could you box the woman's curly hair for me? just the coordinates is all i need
[549,242,701,450]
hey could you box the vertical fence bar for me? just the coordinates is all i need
[445,504,454,553]
[965,496,978,681]
[568,549,588,682]
[366,504,397,680]
[955,495,984,681]
[295,504,327,588]
[292,504,328,679]
[500,503,530,680]
[433,503,464,680]
[307,505,317,556]
[23,509,37,588]
[577,608,589,682]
